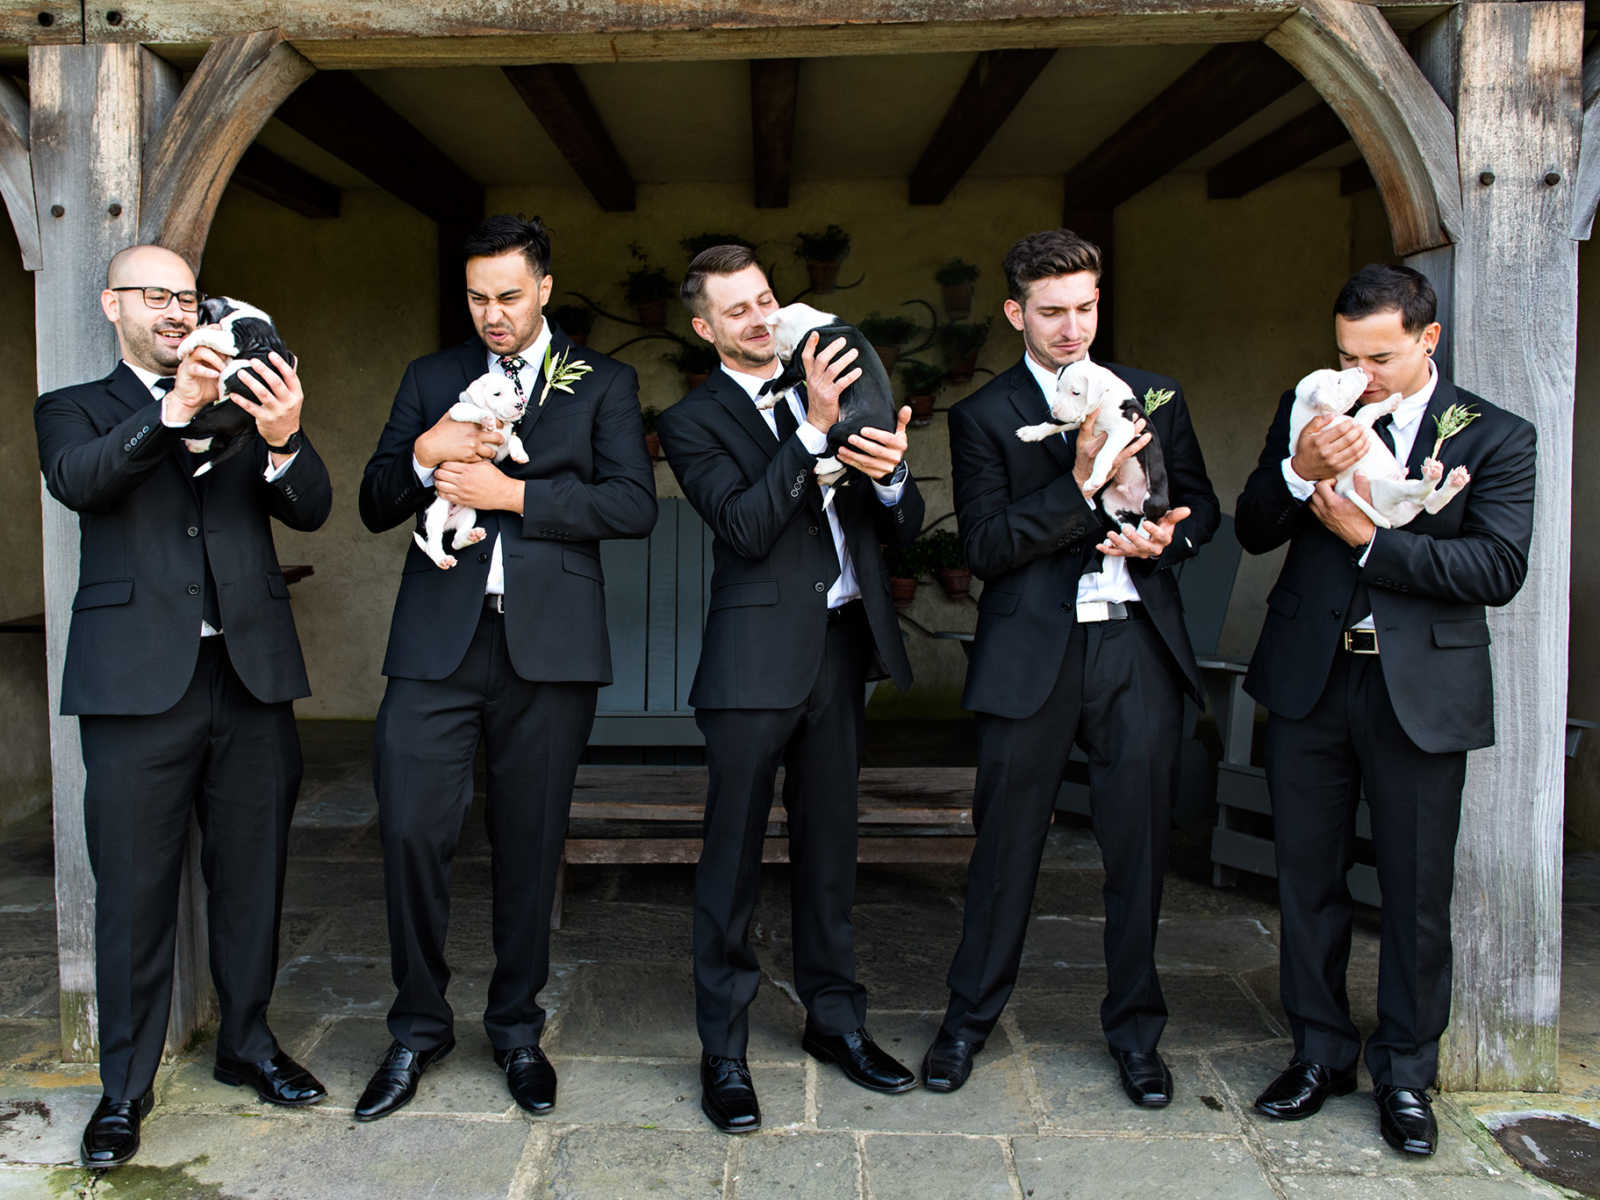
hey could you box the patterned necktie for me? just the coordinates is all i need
[498,355,528,404]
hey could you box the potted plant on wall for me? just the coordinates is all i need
[920,529,971,598]
[937,319,990,384]
[549,304,596,346]
[623,244,677,328]
[795,224,851,294]
[666,341,721,390]
[641,405,663,460]
[934,258,980,320]
[858,312,918,372]
[898,359,945,427]
[885,537,927,612]
[682,232,754,258]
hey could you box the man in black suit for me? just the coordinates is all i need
[355,215,656,1122]
[1239,265,1535,1156]
[35,244,333,1168]
[923,229,1219,1107]
[657,245,925,1134]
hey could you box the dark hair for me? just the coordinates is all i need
[1003,229,1102,303]
[1334,264,1436,334]
[682,244,761,317]
[462,213,552,277]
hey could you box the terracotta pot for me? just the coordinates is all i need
[941,282,974,320]
[685,371,711,390]
[935,567,971,599]
[890,576,918,611]
[944,353,978,384]
[644,432,662,460]
[907,392,936,427]
[872,344,900,371]
[806,259,842,294]
[635,299,668,329]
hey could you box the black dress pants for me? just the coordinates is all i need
[693,605,871,1057]
[80,637,301,1101]
[942,614,1182,1052]
[374,607,597,1054]
[1265,650,1466,1089]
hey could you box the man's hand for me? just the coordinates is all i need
[415,410,505,469]
[1072,405,1150,494]
[1097,506,1192,560]
[231,352,304,457]
[838,406,911,482]
[1309,478,1377,548]
[799,332,861,435]
[1291,414,1367,482]
[433,460,523,514]
[167,343,224,422]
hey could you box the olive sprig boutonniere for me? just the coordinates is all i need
[1143,387,1175,416]
[538,344,594,407]
[1430,402,1480,459]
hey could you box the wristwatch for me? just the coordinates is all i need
[881,461,909,486]
[265,430,302,454]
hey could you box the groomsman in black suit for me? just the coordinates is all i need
[1239,265,1535,1156]
[355,215,656,1121]
[924,229,1219,1107]
[657,245,925,1134]
[35,244,333,1168]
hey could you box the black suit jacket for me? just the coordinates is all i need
[35,362,332,716]
[1236,373,1535,754]
[657,367,924,710]
[360,331,657,684]
[949,360,1220,719]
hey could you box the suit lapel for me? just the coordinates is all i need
[709,366,783,459]
[516,326,569,440]
[1405,370,1456,477]
[107,362,156,416]
[1007,360,1075,478]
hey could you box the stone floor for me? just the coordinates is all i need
[0,720,1597,1198]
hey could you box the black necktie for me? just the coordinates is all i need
[1373,411,1396,455]
[154,377,176,396]
[773,389,799,441]
[1346,414,1396,628]
[160,376,222,629]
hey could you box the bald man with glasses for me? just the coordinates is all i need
[34,245,333,1169]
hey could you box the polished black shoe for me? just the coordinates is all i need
[1253,1059,1358,1120]
[1110,1047,1173,1108]
[1375,1084,1437,1155]
[802,1022,917,1094]
[496,1044,557,1115]
[700,1053,761,1134]
[352,1037,455,1122]
[81,1091,153,1168]
[214,1050,327,1107]
[921,1030,983,1094]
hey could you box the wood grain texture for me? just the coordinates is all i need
[1266,0,1461,256]
[1206,103,1352,200]
[0,73,39,269]
[502,63,636,212]
[909,48,1055,205]
[1572,42,1600,237]
[1437,0,1578,1094]
[750,57,799,209]
[140,30,314,268]
[0,4,79,44]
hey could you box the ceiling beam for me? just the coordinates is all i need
[1062,42,1302,211]
[750,58,799,209]
[231,144,341,219]
[502,64,635,212]
[909,48,1055,205]
[273,70,483,223]
[1206,103,1351,199]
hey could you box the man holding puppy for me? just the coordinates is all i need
[356,215,656,1121]
[658,245,924,1133]
[35,244,332,1168]
[1238,264,1535,1156]
[925,229,1218,1106]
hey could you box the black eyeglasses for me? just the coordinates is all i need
[110,285,203,313]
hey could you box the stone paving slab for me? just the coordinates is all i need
[860,1133,1016,1200]
[0,1086,98,1165]
[0,1022,60,1073]
[731,1130,859,1197]
[1008,969,1282,1049]
[0,873,54,912]
[551,1060,806,1133]
[0,913,58,955]
[543,1126,728,1199]
[1276,1174,1562,1198]
[1019,915,1279,972]
[0,957,54,1022]
[270,954,400,1015]
[1012,1134,1279,1199]
[292,777,379,827]
[281,856,387,909]
[293,1017,515,1117]
[551,902,694,965]
[1029,1044,1241,1134]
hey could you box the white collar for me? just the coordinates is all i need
[720,360,785,406]
[122,360,172,394]
[1388,357,1438,432]
[1022,351,1089,404]
[486,320,552,376]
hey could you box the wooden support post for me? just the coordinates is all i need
[0,74,40,269]
[750,58,799,209]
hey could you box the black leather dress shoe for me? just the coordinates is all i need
[214,1050,327,1107]
[81,1091,153,1168]
[701,1053,761,1134]
[921,1031,983,1094]
[1375,1084,1437,1155]
[802,1023,917,1094]
[1253,1059,1358,1120]
[496,1045,557,1115]
[352,1037,455,1122]
[1110,1047,1173,1108]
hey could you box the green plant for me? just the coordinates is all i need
[795,224,851,262]
[934,258,980,287]
[936,319,991,362]
[681,232,753,257]
[918,529,966,571]
[899,359,946,395]
[885,537,930,580]
[640,405,661,434]
[665,341,721,375]
[624,265,677,305]
[549,304,595,338]
[858,313,918,346]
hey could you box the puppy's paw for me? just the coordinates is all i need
[466,527,487,544]
[1448,466,1471,488]
[438,556,456,570]
[1422,457,1443,483]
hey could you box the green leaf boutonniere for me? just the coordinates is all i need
[538,344,594,407]
[1143,387,1175,417]
[1430,402,1480,459]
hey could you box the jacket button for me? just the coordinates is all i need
[1329,608,1340,618]
[808,525,819,536]
[814,581,825,593]
[478,552,489,563]
[186,526,199,537]
[187,583,201,596]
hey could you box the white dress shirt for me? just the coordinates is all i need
[412,321,553,596]
[719,361,906,610]
[1022,353,1141,607]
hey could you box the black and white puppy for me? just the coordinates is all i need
[174,296,294,477]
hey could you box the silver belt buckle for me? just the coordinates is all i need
[1342,628,1379,654]
[1076,599,1110,624]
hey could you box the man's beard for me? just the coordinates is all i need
[719,333,775,372]
[132,321,189,371]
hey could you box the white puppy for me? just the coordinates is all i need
[759,301,852,495]
[1016,359,1142,494]
[413,372,529,569]
[1288,367,1469,529]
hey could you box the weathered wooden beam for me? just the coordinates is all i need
[1340,159,1376,194]
[274,70,484,224]
[502,63,635,213]
[141,30,315,268]
[909,48,1055,205]
[1570,43,1600,237]
[1206,104,1352,199]
[231,144,341,219]
[750,58,799,209]
[1062,43,1302,211]
[1266,0,1461,256]
[0,4,79,44]
[0,73,39,269]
